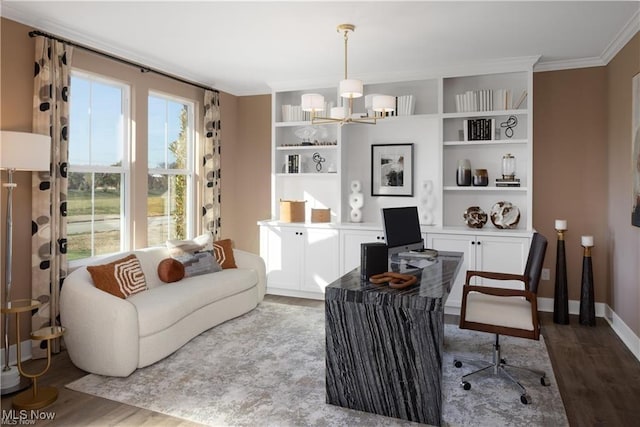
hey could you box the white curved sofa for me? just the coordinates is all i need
[60,246,266,377]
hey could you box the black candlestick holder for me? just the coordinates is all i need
[579,242,596,326]
[553,227,569,324]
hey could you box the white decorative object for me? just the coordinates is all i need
[581,235,594,247]
[420,180,435,225]
[349,180,364,222]
[555,219,567,230]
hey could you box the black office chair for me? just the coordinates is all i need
[454,232,549,404]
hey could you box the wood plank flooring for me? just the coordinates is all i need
[2,295,639,426]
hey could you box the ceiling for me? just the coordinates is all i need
[2,1,639,96]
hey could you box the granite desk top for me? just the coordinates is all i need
[325,251,463,311]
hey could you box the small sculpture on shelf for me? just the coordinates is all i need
[312,152,326,172]
[500,115,518,138]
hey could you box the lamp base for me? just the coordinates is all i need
[12,386,58,410]
[1,366,31,395]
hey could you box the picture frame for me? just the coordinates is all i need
[371,143,414,196]
[632,72,640,227]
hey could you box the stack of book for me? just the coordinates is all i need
[395,95,415,116]
[286,154,301,174]
[463,118,495,141]
[495,178,521,187]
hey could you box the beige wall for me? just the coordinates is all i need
[221,95,272,253]
[606,33,640,335]
[533,67,609,303]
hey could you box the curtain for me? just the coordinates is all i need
[31,37,72,357]
[202,90,221,239]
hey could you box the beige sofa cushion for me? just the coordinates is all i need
[127,268,258,337]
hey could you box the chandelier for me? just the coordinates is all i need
[301,24,395,125]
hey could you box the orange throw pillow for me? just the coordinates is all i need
[157,258,185,283]
[87,254,148,299]
[213,239,237,269]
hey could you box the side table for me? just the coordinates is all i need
[1,299,66,410]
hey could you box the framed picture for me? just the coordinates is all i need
[371,143,413,196]
[632,72,640,227]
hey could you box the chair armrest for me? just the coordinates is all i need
[462,284,536,301]
[466,270,528,285]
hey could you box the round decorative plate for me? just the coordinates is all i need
[490,201,520,229]
[463,206,488,229]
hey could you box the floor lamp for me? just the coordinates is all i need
[1,131,51,395]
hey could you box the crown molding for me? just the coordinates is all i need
[535,8,639,73]
[601,8,640,65]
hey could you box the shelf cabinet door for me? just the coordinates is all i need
[475,235,529,290]
[302,228,340,293]
[428,233,531,312]
[339,229,386,275]
[263,226,304,291]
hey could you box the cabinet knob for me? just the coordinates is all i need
[477,241,481,245]
[471,241,475,245]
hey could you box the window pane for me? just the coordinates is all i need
[148,95,188,170]
[69,76,91,165]
[70,77,124,167]
[148,95,167,169]
[147,173,187,246]
[67,172,122,260]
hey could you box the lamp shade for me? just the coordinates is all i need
[339,79,363,98]
[372,95,396,112]
[1,131,51,171]
[301,93,325,112]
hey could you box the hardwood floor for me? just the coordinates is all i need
[2,296,639,426]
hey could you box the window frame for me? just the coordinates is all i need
[147,90,197,244]
[67,69,132,268]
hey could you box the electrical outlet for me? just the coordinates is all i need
[541,268,550,281]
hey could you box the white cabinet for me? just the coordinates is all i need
[260,224,339,298]
[339,228,386,275]
[428,232,530,312]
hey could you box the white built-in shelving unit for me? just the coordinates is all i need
[260,57,538,305]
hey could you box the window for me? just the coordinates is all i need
[147,93,195,246]
[68,71,130,261]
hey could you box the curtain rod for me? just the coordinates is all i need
[29,30,218,94]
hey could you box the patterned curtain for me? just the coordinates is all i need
[31,37,72,357]
[202,90,221,239]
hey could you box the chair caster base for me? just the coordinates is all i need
[461,381,471,390]
[520,394,531,404]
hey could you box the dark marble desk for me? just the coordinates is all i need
[325,251,463,426]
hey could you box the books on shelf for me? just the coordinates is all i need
[395,95,415,116]
[281,101,335,122]
[454,89,527,113]
[286,154,300,174]
[463,118,495,141]
[495,178,521,187]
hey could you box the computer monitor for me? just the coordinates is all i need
[381,206,424,256]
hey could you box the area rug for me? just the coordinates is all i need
[67,301,568,426]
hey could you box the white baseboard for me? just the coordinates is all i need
[536,296,607,318]
[0,340,32,366]
[603,305,640,363]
